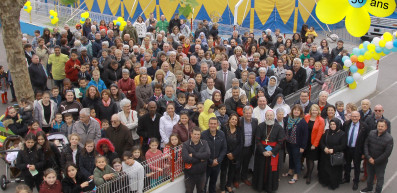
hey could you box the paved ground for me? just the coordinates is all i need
[0,27,397,192]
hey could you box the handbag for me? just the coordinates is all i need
[326,131,345,166]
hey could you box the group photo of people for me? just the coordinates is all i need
[1,10,394,193]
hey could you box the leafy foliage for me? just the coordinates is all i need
[171,0,198,18]
[60,0,78,6]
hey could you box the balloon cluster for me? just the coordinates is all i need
[23,1,32,13]
[316,0,396,37]
[344,32,397,89]
[113,17,127,31]
[80,11,90,24]
[49,10,59,25]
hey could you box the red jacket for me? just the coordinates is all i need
[118,78,137,109]
[65,59,81,82]
[39,180,62,193]
[304,114,325,147]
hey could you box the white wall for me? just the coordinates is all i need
[151,176,185,193]
[328,69,379,105]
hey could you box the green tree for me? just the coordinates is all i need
[175,0,199,19]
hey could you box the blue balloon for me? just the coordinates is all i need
[116,21,121,26]
[363,41,370,49]
[352,48,360,56]
[383,48,391,55]
[346,76,354,84]
[342,56,350,63]
[391,47,397,52]
[350,65,358,73]
[359,48,366,55]
[393,40,397,48]
[50,15,54,19]
[24,6,27,9]
[375,46,383,53]
[81,17,86,21]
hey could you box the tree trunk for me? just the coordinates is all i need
[0,0,35,102]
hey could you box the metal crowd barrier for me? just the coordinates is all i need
[96,145,184,193]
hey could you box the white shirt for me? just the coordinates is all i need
[118,110,139,140]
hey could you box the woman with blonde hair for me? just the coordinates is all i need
[151,69,166,90]
[303,104,325,184]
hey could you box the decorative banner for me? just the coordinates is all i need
[316,0,396,37]
[346,31,396,89]
[23,1,32,13]
[49,10,59,25]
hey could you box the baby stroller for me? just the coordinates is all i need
[0,135,24,190]
[47,132,69,153]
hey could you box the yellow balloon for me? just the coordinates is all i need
[366,0,396,18]
[345,7,370,37]
[357,68,365,75]
[113,20,117,25]
[121,21,127,27]
[367,44,375,51]
[26,6,32,13]
[379,39,386,47]
[51,17,59,25]
[316,0,349,24]
[117,17,124,22]
[359,44,364,49]
[358,55,365,62]
[373,53,381,60]
[383,32,393,42]
[80,19,85,24]
[84,12,90,18]
[50,10,54,15]
[343,66,349,71]
[349,81,357,89]
[25,1,31,6]
[364,51,372,60]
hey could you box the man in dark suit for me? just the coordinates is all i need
[237,106,259,188]
[359,99,373,122]
[294,90,313,114]
[342,111,370,191]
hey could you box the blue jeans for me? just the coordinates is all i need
[286,142,302,175]
[205,165,221,193]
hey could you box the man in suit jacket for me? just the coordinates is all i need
[342,111,370,191]
[365,105,391,133]
[237,106,259,187]
[217,60,236,91]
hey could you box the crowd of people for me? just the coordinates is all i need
[6,12,394,193]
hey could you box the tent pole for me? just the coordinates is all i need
[234,0,244,28]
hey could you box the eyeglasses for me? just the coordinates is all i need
[374,110,383,112]
[111,120,119,123]
[286,74,292,76]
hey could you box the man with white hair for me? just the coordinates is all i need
[122,20,138,44]
[228,30,242,45]
[255,67,269,88]
[187,78,201,101]
[252,110,285,192]
[107,29,115,46]
[292,58,307,89]
[156,34,164,50]
[162,62,177,90]
[224,78,244,102]
[359,99,372,122]
[253,96,273,124]
[217,60,235,91]
[190,55,201,74]
[73,108,101,147]
[107,114,135,157]
[163,43,171,55]
[156,15,169,34]
[92,33,102,58]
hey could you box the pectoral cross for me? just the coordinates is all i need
[265,139,269,144]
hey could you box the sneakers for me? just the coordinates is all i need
[360,187,373,193]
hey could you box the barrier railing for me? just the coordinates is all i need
[284,70,350,106]
[96,145,183,193]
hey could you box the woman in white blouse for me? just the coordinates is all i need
[118,99,139,143]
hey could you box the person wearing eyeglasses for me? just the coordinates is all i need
[341,111,370,191]
[106,114,135,158]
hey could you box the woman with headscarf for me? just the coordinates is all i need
[318,118,346,190]
[263,76,283,104]
[271,94,291,117]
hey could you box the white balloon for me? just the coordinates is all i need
[385,41,394,49]
[353,72,361,81]
[344,59,352,67]
[372,37,380,46]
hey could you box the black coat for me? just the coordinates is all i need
[293,67,307,89]
[209,27,219,38]
[342,120,369,157]
[92,39,102,58]
[239,117,259,152]
[137,113,161,142]
[221,125,243,160]
[4,115,28,136]
[318,102,331,119]
[62,173,95,193]
[283,117,309,149]
[28,63,47,91]
[61,144,81,169]
[279,78,298,97]
[364,130,393,164]
[168,18,181,33]
[16,147,45,179]
[41,143,62,173]
[96,100,119,122]
[263,86,283,105]
[364,114,391,133]
[79,151,96,179]
[182,139,211,175]
[201,129,228,165]
[359,109,373,122]
[81,97,100,108]
[103,67,122,88]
